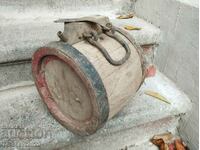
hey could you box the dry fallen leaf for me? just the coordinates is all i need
[151,138,164,146]
[153,132,173,143]
[124,25,142,30]
[152,133,187,150]
[164,144,169,150]
[175,139,186,150]
[117,14,134,19]
[151,139,169,150]
[144,90,171,104]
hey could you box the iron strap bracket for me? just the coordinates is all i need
[82,28,131,66]
[55,16,131,66]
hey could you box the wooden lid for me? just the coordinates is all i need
[32,42,109,135]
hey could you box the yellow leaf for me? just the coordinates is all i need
[124,25,142,30]
[144,90,171,104]
[117,14,134,19]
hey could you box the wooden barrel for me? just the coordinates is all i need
[32,31,144,135]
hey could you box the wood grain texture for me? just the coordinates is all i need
[73,32,143,118]
[32,43,109,135]
[32,31,143,135]
[44,57,92,121]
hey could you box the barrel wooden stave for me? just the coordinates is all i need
[32,32,143,135]
[73,33,143,118]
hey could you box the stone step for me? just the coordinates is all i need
[0,0,136,20]
[0,0,113,20]
[61,117,177,150]
[0,16,161,89]
[0,16,161,63]
[0,71,191,149]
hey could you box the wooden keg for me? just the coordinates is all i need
[32,15,145,135]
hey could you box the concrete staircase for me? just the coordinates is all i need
[0,1,192,149]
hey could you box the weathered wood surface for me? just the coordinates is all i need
[32,32,143,135]
[74,33,143,118]
[44,57,92,121]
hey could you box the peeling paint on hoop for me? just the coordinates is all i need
[32,41,109,135]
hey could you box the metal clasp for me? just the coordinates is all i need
[83,27,131,66]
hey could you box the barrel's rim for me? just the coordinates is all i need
[32,42,109,135]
